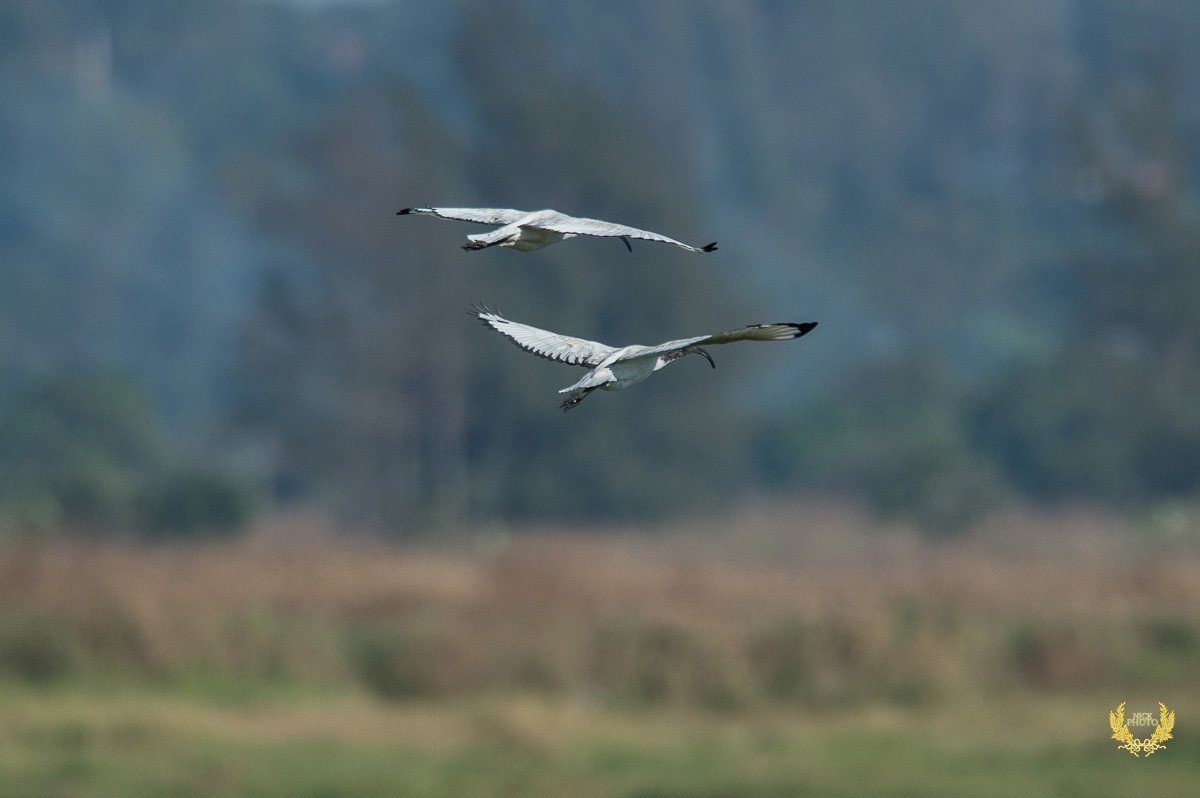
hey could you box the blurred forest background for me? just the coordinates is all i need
[3,0,1199,538]
[4,2,1200,794]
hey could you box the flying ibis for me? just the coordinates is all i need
[472,306,817,411]
[399,207,718,253]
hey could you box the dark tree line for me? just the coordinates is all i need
[3,0,1200,536]
[232,11,754,529]
[765,76,1200,532]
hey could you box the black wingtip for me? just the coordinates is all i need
[702,242,718,252]
[796,321,818,337]
[397,208,413,215]
[467,303,497,321]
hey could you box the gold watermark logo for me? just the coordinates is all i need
[1109,701,1174,756]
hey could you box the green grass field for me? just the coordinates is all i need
[1,688,1194,796]
[1,504,1197,796]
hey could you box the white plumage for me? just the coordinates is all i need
[399,207,718,253]
[473,307,817,411]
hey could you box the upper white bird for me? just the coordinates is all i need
[473,307,817,411]
[398,207,718,253]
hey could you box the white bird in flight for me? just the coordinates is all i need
[473,307,817,411]
[398,207,718,253]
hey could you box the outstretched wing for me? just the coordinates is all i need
[472,307,615,367]
[398,207,531,226]
[632,322,818,360]
[536,214,718,253]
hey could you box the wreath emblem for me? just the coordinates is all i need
[1109,701,1174,756]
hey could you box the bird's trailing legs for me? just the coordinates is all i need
[560,386,600,412]
[462,236,512,251]
[664,346,716,368]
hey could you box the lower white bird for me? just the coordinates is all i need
[398,207,718,253]
[473,307,817,411]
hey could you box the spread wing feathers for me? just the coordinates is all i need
[400,207,716,252]
[634,322,818,360]
[537,214,717,252]
[398,207,531,226]
[472,307,615,367]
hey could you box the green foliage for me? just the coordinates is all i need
[763,358,1008,535]
[746,617,811,702]
[345,624,456,701]
[1139,617,1198,656]
[232,6,754,531]
[4,689,1200,798]
[0,373,256,538]
[0,616,76,684]
[971,83,1200,507]
[590,619,745,710]
[970,355,1200,503]
[764,70,1200,530]
[7,0,1200,529]
[137,470,256,539]
[1004,621,1118,691]
[861,435,1006,538]
[0,374,164,532]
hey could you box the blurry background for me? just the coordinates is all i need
[2,0,1199,794]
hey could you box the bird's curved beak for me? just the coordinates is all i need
[694,347,715,368]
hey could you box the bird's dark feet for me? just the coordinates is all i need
[560,388,595,412]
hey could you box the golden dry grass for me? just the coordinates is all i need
[1,501,1198,707]
[2,503,1200,796]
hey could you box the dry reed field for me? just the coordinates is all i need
[1,503,1198,795]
